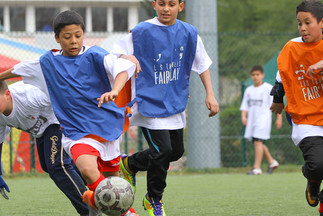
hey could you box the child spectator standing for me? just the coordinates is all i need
[270,0,323,215]
[0,80,92,215]
[240,65,282,175]
[113,0,219,215]
[0,10,138,216]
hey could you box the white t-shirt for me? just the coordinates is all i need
[0,81,58,143]
[240,82,273,141]
[11,46,136,161]
[112,17,212,130]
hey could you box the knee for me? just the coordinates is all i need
[77,166,98,183]
[315,159,323,173]
[46,159,74,178]
[171,148,184,162]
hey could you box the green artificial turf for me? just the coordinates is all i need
[0,169,318,216]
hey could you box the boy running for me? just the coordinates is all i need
[270,0,323,215]
[0,10,138,216]
[113,0,219,215]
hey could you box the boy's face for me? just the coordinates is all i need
[55,24,84,57]
[250,70,264,87]
[0,90,11,116]
[297,11,323,43]
[152,0,184,26]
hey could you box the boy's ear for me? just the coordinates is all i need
[152,1,156,11]
[55,34,60,43]
[179,2,184,12]
[5,89,10,99]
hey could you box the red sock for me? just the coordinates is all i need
[87,174,105,191]
[319,203,323,213]
[128,207,136,213]
[86,175,105,208]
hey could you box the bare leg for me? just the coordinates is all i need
[262,144,275,165]
[75,155,101,184]
[253,140,264,169]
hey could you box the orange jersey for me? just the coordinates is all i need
[277,38,323,125]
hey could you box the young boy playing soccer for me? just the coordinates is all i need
[113,0,219,215]
[270,0,323,214]
[240,65,282,175]
[0,80,92,215]
[0,10,138,216]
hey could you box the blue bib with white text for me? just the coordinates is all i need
[132,20,197,117]
[40,46,125,141]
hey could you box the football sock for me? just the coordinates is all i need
[319,202,323,213]
[129,207,136,213]
[120,207,137,216]
[87,174,105,191]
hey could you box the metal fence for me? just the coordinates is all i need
[0,30,304,174]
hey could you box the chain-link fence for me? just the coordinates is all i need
[0,16,304,174]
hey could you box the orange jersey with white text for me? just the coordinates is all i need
[277,38,323,125]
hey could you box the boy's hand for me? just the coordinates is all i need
[307,60,323,78]
[205,95,219,117]
[97,90,119,107]
[0,176,9,200]
[270,102,284,114]
[120,55,141,78]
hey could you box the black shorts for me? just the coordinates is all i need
[252,137,266,143]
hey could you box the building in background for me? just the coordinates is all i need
[0,0,150,33]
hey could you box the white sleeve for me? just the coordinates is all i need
[191,35,212,74]
[276,70,282,83]
[267,84,274,107]
[112,33,134,55]
[0,124,10,144]
[240,88,249,111]
[103,54,136,84]
[25,85,52,109]
[12,60,49,96]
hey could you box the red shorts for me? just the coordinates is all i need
[70,144,120,172]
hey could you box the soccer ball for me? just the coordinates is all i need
[94,176,134,216]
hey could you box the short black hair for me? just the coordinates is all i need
[53,10,85,38]
[0,81,8,94]
[296,0,323,22]
[155,0,183,3]
[250,65,264,74]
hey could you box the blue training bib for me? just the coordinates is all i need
[132,20,197,117]
[40,46,126,141]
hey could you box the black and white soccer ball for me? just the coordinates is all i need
[94,176,134,216]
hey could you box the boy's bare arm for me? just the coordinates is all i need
[270,102,284,114]
[275,113,283,129]
[241,110,247,126]
[199,69,219,117]
[119,54,141,78]
[97,71,128,107]
[0,68,19,81]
